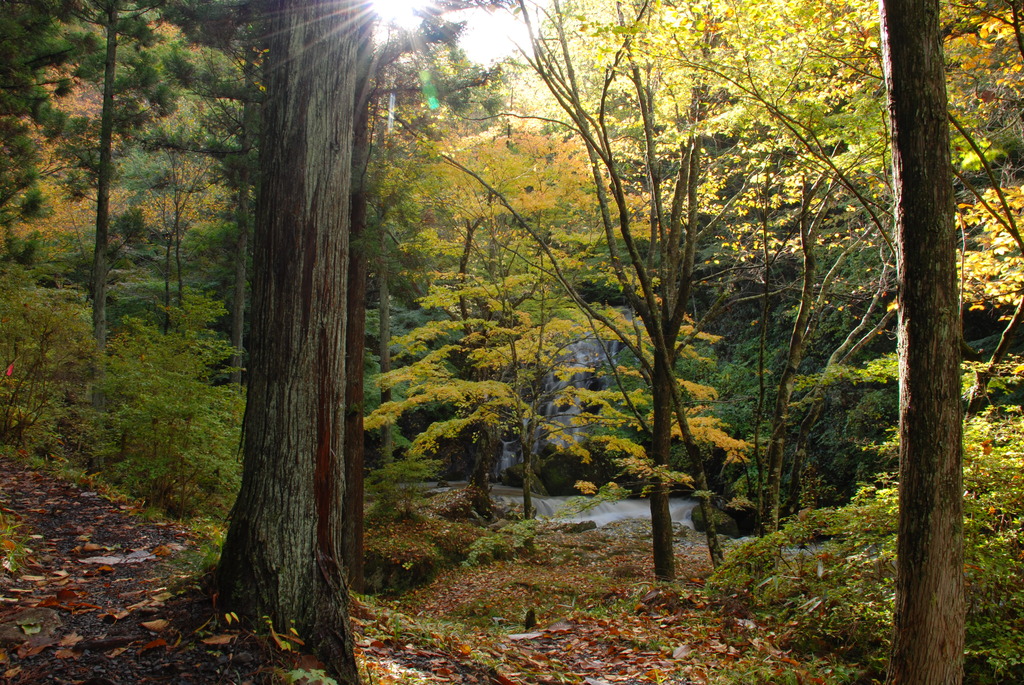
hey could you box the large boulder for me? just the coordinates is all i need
[691,503,741,538]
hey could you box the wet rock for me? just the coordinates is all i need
[553,520,598,533]
[691,504,741,538]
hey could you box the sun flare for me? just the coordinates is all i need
[372,0,432,30]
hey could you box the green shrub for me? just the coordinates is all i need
[0,269,94,449]
[710,408,1024,683]
[1,504,29,576]
[363,517,484,594]
[101,292,243,517]
[463,519,538,567]
[366,451,440,521]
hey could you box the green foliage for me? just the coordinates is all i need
[0,0,74,228]
[101,291,242,517]
[366,451,441,522]
[282,669,338,685]
[463,519,537,567]
[364,516,484,594]
[0,499,29,576]
[0,269,95,449]
[710,408,1024,683]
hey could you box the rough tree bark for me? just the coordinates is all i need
[342,27,377,593]
[216,0,364,679]
[881,0,966,681]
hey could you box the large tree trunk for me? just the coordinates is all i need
[217,0,363,679]
[881,0,965,682]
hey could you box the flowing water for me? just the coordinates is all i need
[493,335,623,478]
[487,484,699,529]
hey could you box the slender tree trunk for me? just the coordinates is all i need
[760,186,819,535]
[217,0,363,678]
[230,150,250,384]
[650,354,676,581]
[881,0,965,681]
[230,91,257,386]
[163,235,172,333]
[379,230,393,462]
[91,4,118,411]
[965,294,1024,416]
[343,187,367,594]
[342,43,374,592]
[174,215,184,306]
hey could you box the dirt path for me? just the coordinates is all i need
[0,456,264,684]
[1,456,789,685]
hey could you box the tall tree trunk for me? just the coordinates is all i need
[343,183,367,594]
[342,36,374,592]
[217,0,363,679]
[229,146,251,384]
[91,4,118,411]
[230,90,257,386]
[760,184,820,535]
[379,230,393,462]
[163,235,172,333]
[650,353,676,581]
[881,0,965,682]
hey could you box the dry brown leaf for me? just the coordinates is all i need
[200,634,235,645]
[59,633,83,647]
[139,638,168,653]
[672,645,693,659]
[105,646,128,658]
[140,619,169,632]
[151,545,173,557]
[16,641,52,658]
[54,648,78,659]
[82,543,104,553]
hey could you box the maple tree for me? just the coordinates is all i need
[8,0,1024,681]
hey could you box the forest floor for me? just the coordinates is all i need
[0,456,848,685]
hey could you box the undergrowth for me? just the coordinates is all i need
[710,407,1024,684]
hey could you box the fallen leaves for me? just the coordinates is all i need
[139,637,168,653]
[140,619,169,632]
[79,550,157,565]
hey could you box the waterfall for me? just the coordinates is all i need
[493,334,622,478]
[488,485,698,528]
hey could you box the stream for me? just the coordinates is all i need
[457,484,700,529]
